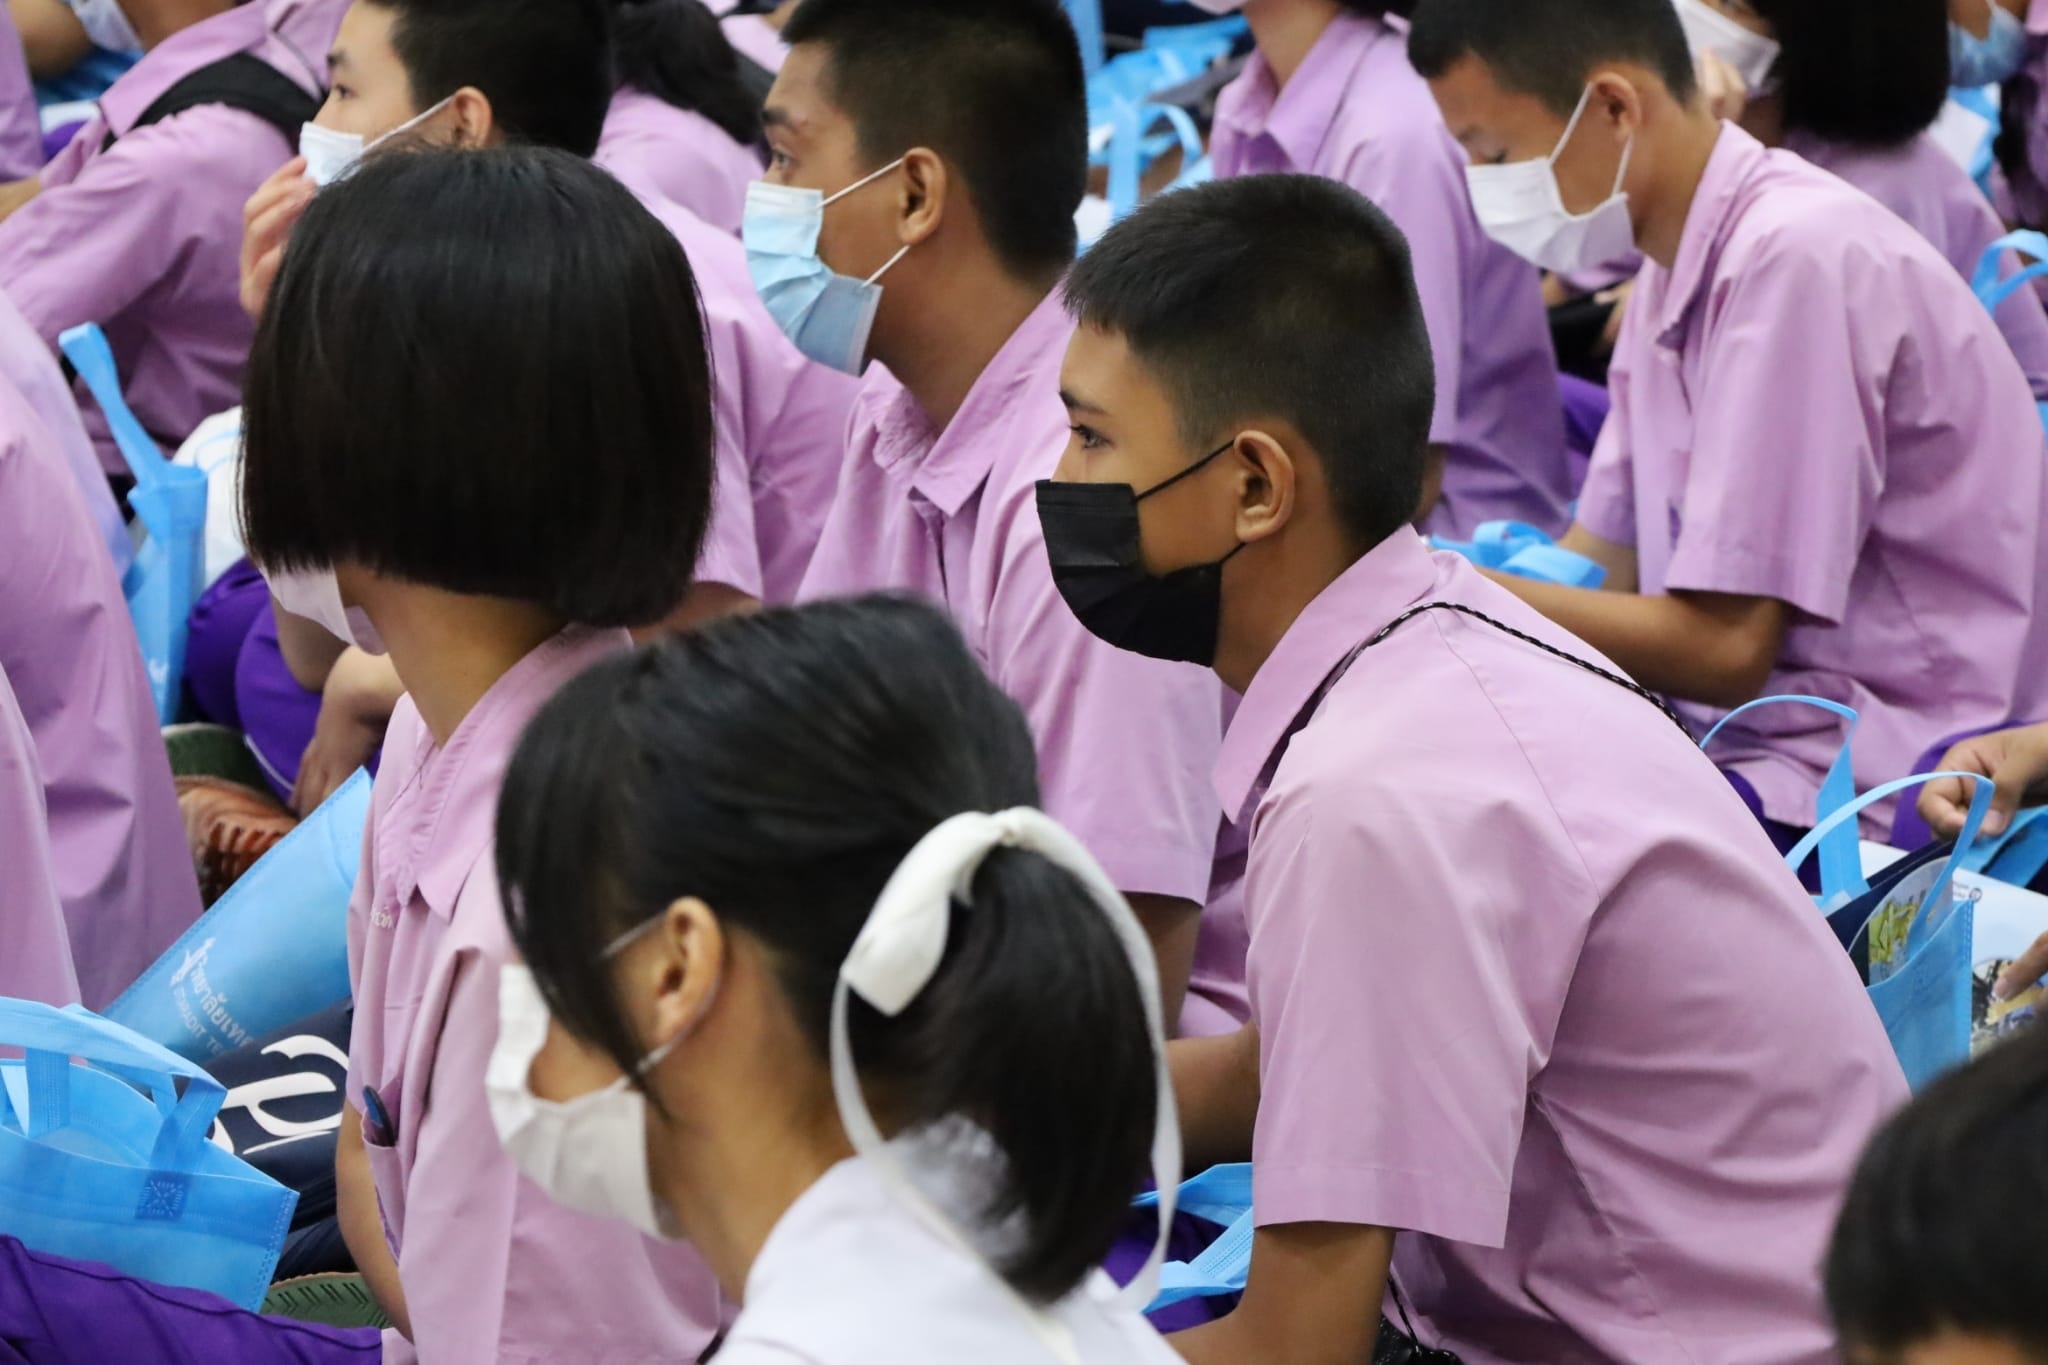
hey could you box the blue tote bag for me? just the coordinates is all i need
[0,998,297,1309]
[57,323,208,723]
[1971,231,2048,432]
[106,770,371,1062]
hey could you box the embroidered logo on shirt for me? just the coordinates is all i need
[371,908,396,931]
[136,1174,189,1222]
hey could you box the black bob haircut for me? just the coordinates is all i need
[1064,174,1435,552]
[496,594,1158,1305]
[1750,0,1948,147]
[611,0,766,153]
[781,0,1087,278]
[368,0,613,157]
[1409,0,1697,116]
[1826,1026,2048,1356]
[240,146,714,629]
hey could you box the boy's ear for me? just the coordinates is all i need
[1230,430,1296,546]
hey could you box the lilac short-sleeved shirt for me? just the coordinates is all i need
[1578,126,2048,829]
[1211,12,1568,537]
[1221,530,1907,1365]
[0,288,129,576]
[0,0,342,476]
[621,182,857,605]
[345,627,722,1365]
[0,8,39,181]
[0,661,80,1009]
[0,376,198,1010]
[598,87,761,236]
[796,292,1246,1033]
[1789,129,2048,400]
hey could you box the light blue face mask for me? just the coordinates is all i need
[1951,5,2028,89]
[743,158,910,376]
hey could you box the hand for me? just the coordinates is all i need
[1696,49,1750,124]
[240,158,316,320]
[1917,721,2048,841]
[292,647,402,815]
[1994,932,2048,1002]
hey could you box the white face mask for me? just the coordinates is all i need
[742,160,910,376]
[66,0,140,54]
[1464,83,1636,275]
[1184,0,1246,12]
[1672,0,1781,94]
[261,564,386,655]
[297,96,457,189]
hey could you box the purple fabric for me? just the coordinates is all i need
[236,607,330,802]
[1558,372,1609,492]
[1103,1208,1230,1333]
[0,1235,379,1364]
[186,560,270,731]
[40,124,81,165]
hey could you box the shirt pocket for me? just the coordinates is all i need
[361,1124,408,1256]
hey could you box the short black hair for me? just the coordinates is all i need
[1752,0,1948,147]
[780,0,1086,277]
[611,0,766,151]
[1826,1027,2048,1357]
[369,0,613,156]
[497,594,1158,1306]
[1409,0,1697,116]
[1064,174,1435,551]
[241,146,714,628]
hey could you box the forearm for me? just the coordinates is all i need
[0,177,38,225]
[1173,1222,1393,1365]
[336,1109,411,1339]
[1169,1025,1259,1171]
[1128,893,1199,1033]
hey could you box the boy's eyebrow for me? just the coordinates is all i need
[1059,388,1106,415]
[762,105,795,133]
[327,46,349,72]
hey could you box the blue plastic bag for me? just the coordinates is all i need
[1429,520,1608,589]
[105,770,371,1062]
[1133,1164,1254,1311]
[0,998,297,1309]
[58,323,208,722]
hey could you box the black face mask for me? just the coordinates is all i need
[1034,440,1242,666]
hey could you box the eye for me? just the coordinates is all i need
[1069,423,1106,451]
[768,147,792,171]
[331,83,354,101]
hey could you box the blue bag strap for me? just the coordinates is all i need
[1107,103,1203,223]
[1132,1162,1251,1228]
[0,999,226,1168]
[1701,696,1862,904]
[57,323,165,493]
[1468,520,1551,569]
[1063,0,1104,76]
[1785,772,1993,940]
[1150,1206,1255,1311]
[1972,231,2048,315]
[1499,543,1608,589]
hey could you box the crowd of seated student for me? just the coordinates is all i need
[1,0,2047,1362]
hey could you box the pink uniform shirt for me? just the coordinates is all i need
[0,8,38,182]
[0,287,130,575]
[796,292,1246,1033]
[0,0,341,476]
[622,179,857,606]
[0,661,81,1010]
[1789,129,2048,400]
[345,626,722,1365]
[0,376,198,1010]
[598,87,761,236]
[1580,126,2048,829]
[1211,11,1569,537]
[1222,530,1907,1365]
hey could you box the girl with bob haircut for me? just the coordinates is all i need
[241,143,725,1363]
[487,593,1186,1364]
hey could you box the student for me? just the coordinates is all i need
[764,0,1242,1036]
[0,0,344,475]
[1203,0,1571,536]
[0,285,128,574]
[0,7,37,178]
[596,0,764,234]
[241,147,722,1362]
[0,660,80,1009]
[490,594,1184,1363]
[1922,719,2048,996]
[1826,1025,2048,1365]
[1408,0,2048,836]
[0,367,197,1010]
[1040,173,1907,1363]
[1951,0,2029,87]
[1676,0,2048,400]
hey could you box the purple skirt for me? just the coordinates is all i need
[184,562,332,801]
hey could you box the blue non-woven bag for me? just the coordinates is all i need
[0,998,297,1309]
[58,323,208,723]
[1971,231,2048,432]
[105,770,371,1062]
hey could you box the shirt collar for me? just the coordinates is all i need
[1214,529,1439,818]
[1214,12,1384,172]
[867,288,1073,519]
[1651,122,1767,348]
[398,626,631,919]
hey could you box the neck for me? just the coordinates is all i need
[878,263,1058,433]
[356,585,566,745]
[133,0,232,50]
[656,1086,852,1304]
[1244,0,1344,89]
[1213,526,1360,696]
[1633,113,1723,271]
[1736,91,1785,149]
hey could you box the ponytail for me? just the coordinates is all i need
[612,0,767,151]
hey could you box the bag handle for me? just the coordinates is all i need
[1700,696,1862,903]
[1785,772,1993,944]
[0,999,226,1168]
[1107,102,1203,224]
[57,324,166,494]
[1973,231,2048,315]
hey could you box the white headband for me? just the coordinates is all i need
[830,808,1182,1357]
